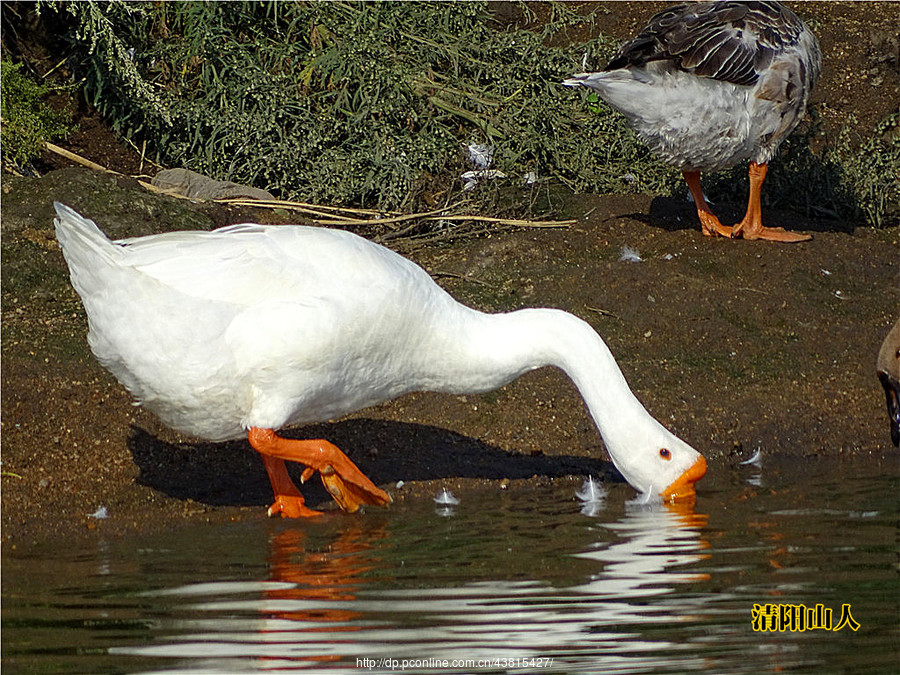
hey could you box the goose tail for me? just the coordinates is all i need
[562,72,600,89]
[563,70,654,111]
[564,69,655,96]
[54,202,115,258]
[54,202,123,295]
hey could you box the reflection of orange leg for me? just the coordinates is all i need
[249,427,391,517]
[264,528,376,640]
[683,170,732,238]
[732,162,811,242]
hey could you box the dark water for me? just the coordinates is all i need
[3,456,898,674]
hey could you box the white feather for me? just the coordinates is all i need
[575,476,606,503]
[434,488,460,506]
[620,246,642,263]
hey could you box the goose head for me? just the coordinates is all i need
[602,414,707,502]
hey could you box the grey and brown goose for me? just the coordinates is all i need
[565,1,821,242]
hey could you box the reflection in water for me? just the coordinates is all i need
[573,499,710,596]
[258,526,381,667]
[265,525,376,619]
[7,463,897,674]
[124,524,390,671]
[114,499,713,673]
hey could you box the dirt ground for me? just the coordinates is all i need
[2,2,898,550]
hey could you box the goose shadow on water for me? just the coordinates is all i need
[128,419,613,510]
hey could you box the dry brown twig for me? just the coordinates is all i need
[43,142,575,238]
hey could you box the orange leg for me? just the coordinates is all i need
[260,455,323,518]
[683,170,732,238]
[732,162,811,242]
[248,427,391,518]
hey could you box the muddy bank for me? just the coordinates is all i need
[2,167,897,550]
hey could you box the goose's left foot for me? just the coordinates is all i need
[249,427,391,515]
[733,220,812,243]
[731,161,811,243]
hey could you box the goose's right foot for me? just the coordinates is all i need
[249,427,391,516]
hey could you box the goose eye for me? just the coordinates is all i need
[659,448,671,460]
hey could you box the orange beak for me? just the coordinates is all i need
[661,455,707,501]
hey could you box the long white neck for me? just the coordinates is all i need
[414,306,665,467]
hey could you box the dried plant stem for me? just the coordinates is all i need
[45,142,116,174]
[42,142,571,239]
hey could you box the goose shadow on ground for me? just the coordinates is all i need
[128,418,614,510]
[640,194,853,236]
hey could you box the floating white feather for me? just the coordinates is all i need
[434,488,460,506]
[576,476,606,516]
[740,448,763,466]
[575,476,606,503]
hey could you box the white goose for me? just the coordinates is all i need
[565,0,820,242]
[54,203,707,517]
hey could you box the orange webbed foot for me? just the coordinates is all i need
[730,162,811,243]
[734,223,812,243]
[258,454,324,518]
[294,440,392,512]
[316,465,391,513]
[249,428,391,516]
[697,211,733,238]
[683,170,732,238]
[268,494,323,518]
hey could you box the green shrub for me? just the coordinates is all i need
[55,0,678,210]
[833,112,899,229]
[0,58,73,169]
[43,1,897,226]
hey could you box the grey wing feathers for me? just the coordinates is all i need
[604,1,807,87]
